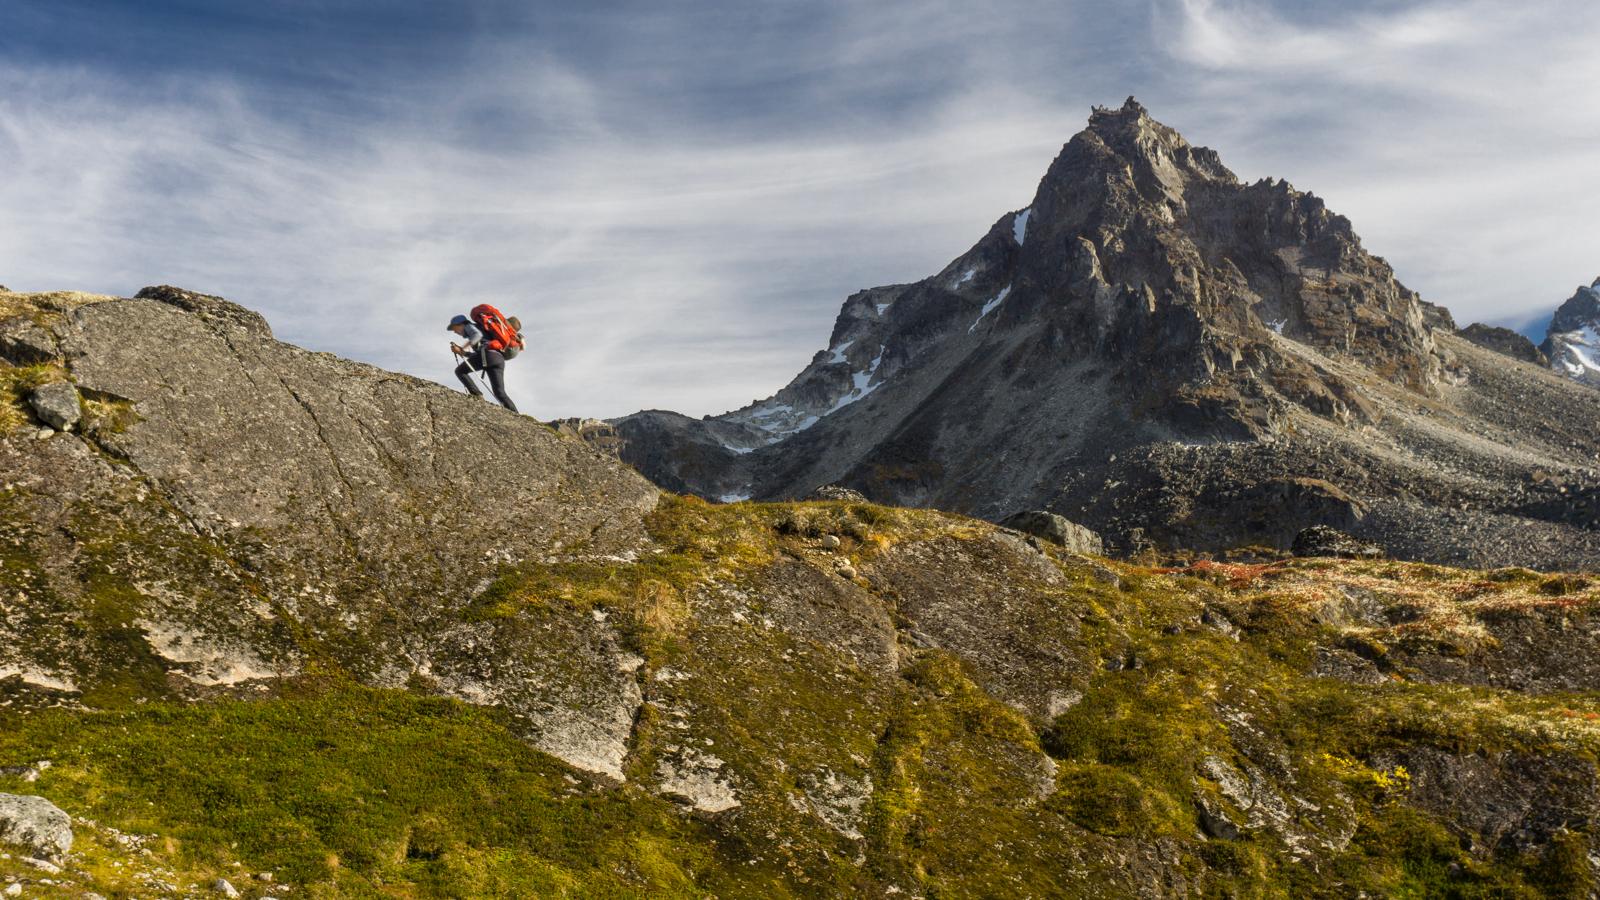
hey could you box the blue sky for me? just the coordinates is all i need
[2,0,1597,418]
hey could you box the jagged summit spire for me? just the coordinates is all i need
[1038,99,1236,211]
[1090,95,1148,118]
[1086,95,1159,138]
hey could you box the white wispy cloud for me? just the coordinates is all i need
[1153,0,1600,329]
[0,57,1072,419]
[1,1,1596,423]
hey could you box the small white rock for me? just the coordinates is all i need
[4,883,20,896]
[213,876,241,897]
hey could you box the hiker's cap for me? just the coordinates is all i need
[447,314,470,330]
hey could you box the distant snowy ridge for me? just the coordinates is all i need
[670,194,1039,460]
[1541,277,1600,388]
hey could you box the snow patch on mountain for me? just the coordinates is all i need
[1542,278,1600,388]
[728,402,821,444]
[828,340,854,364]
[1550,325,1600,379]
[830,346,886,413]
[969,285,1012,333]
[1013,209,1032,246]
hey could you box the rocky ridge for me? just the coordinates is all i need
[3,285,1600,897]
[613,100,1600,570]
[1458,323,1548,366]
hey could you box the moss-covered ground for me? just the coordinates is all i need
[2,494,1598,897]
[0,681,785,898]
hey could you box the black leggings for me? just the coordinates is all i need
[455,349,518,412]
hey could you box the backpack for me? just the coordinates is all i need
[469,303,524,356]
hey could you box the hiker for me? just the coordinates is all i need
[448,305,522,412]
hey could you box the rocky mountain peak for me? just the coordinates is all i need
[1059,95,1238,205]
[1548,276,1600,333]
[1003,102,1441,411]
[613,102,1600,566]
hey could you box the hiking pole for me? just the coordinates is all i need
[455,345,491,392]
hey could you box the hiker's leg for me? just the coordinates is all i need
[454,360,483,397]
[483,352,517,412]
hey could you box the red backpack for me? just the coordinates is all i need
[470,303,524,354]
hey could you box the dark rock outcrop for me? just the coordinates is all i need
[805,484,868,502]
[0,318,56,366]
[1460,323,1549,365]
[1000,510,1103,555]
[550,417,626,458]
[134,284,273,339]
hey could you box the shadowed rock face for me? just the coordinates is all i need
[615,100,1600,569]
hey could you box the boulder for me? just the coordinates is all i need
[0,318,57,366]
[27,382,80,431]
[551,417,625,458]
[1291,525,1384,560]
[0,792,73,861]
[999,510,1104,556]
[806,484,867,502]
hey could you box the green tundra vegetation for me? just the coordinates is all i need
[2,494,1597,899]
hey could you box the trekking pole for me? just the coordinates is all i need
[452,347,486,393]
